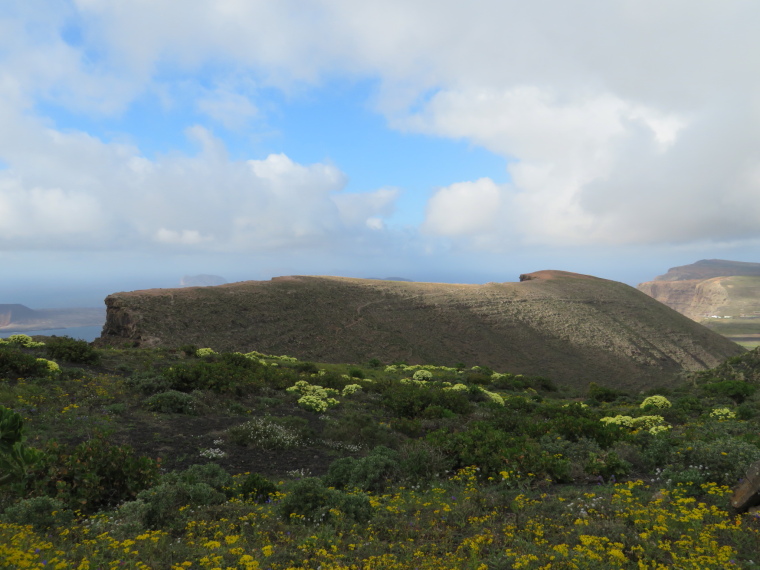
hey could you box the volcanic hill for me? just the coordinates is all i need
[638,260,760,348]
[98,271,743,391]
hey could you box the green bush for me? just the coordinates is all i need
[397,440,453,482]
[118,481,226,532]
[162,352,264,394]
[276,477,373,524]
[1,496,74,530]
[0,405,47,492]
[45,336,100,365]
[703,380,757,404]
[428,424,570,482]
[294,362,319,374]
[144,390,197,414]
[321,411,398,449]
[587,382,624,403]
[27,436,159,513]
[324,447,401,492]
[0,347,51,379]
[239,473,278,503]
[381,382,471,418]
[669,437,760,487]
[584,451,631,482]
[126,372,173,395]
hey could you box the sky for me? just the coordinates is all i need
[2,0,760,307]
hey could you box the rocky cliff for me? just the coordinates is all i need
[639,260,760,318]
[98,271,744,391]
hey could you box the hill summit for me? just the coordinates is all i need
[98,271,742,391]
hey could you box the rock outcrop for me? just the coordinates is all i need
[98,271,744,391]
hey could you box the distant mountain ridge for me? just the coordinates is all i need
[638,260,760,348]
[0,304,105,333]
[98,271,743,391]
[652,259,760,282]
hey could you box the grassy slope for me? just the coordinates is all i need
[99,272,744,393]
[2,341,760,568]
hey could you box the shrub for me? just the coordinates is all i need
[587,382,624,403]
[584,451,631,482]
[126,372,173,395]
[172,463,232,492]
[144,390,197,414]
[239,472,278,503]
[179,344,198,356]
[27,436,159,513]
[0,405,47,493]
[0,347,51,379]
[294,362,319,374]
[226,417,305,449]
[324,447,401,492]
[710,407,737,420]
[45,336,100,365]
[670,437,760,487]
[381,382,471,418]
[118,482,226,532]
[321,411,398,449]
[412,370,433,381]
[287,380,339,412]
[641,395,672,409]
[342,384,363,397]
[348,367,365,379]
[195,348,217,358]
[4,334,45,348]
[276,477,373,524]
[162,352,264,394]
[1,496,73,530]
[703,380,757,404]
[397,440,453,482]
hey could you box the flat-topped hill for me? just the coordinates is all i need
[98,271,743,391]
[638,260,760,348]
[651,259,760,282]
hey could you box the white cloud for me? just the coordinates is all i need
[196,85,258,130]
[3,0,760,255]
[423,178,504,237]
[0,113,398,251]
[154,228,210,246]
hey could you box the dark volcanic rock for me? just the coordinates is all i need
[98,271,744,391]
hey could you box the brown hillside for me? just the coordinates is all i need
[98,271,743,391]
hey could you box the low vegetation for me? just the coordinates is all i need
[2,334,760,568]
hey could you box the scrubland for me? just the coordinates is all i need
[2,334,760,569]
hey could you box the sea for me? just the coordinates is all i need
[0,325,103,342]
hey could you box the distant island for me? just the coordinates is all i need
[0,304,105,333]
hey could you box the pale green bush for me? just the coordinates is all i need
[641,395,671,409]
[342,384,363,397]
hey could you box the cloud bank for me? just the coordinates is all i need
[1,0,759,260]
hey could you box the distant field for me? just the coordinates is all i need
[701,317,760,349]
